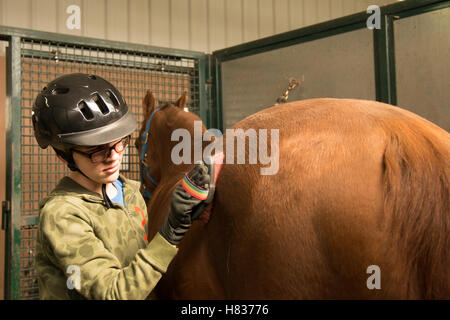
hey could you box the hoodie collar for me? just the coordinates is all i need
[40,175,135,207]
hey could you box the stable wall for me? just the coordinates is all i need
[217,2,450,131]
[0,0,397,53]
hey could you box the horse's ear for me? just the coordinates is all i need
[143,90,156,116]
[175,92,187,109]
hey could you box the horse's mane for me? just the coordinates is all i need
[159,103,171,110]
[381,114,449,298]
[159,103,202,128]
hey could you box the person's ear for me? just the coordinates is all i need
[55,152,68,165]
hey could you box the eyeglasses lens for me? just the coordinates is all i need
[91,136,130,163]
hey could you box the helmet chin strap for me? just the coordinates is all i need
[77,165,113,209]
[102,184,114,209]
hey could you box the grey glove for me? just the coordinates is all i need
[159,162,212,245]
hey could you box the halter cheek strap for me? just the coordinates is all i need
[139,107,161,201]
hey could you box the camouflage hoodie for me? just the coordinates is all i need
[35,175,178,300]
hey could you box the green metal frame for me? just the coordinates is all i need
[4,35,22,300]
[1,26,211,300]
[0,25,212,124]
[212,0,449,131]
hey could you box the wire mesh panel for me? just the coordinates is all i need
[18,38,201,299]
[394,7,450,131]
[220,28,376,129]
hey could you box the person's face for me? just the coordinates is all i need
[71,136,130,185]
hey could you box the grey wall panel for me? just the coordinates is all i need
[0,0,397,53]
[129,0,150,45]
[150,0,171,48]
[190,0,208,51]
[84,0,107,40]
[106,0,128,42]
[221,28,376,129]
[171,0,190,50]
[208,0,226,52]
[394,7,450,131]
[31,0,57,33]
[225,0,244,47]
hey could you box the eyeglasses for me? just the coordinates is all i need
[72,135,130,163]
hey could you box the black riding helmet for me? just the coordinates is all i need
[32,73,137,208]
[33,73,137,170]
[32,73,137,152]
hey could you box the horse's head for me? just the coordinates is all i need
[135,90,209,208]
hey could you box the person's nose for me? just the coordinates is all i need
[107,147,120,161]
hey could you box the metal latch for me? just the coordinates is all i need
[2,200,10,230]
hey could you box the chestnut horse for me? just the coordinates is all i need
[136,91,449,299]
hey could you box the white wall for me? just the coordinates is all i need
[0,0,398,53]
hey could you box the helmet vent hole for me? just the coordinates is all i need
[105,90,119,108]
[51,87,69,95]
[78,101,94,120]
[92,93,110,115]
[88,75,97,80]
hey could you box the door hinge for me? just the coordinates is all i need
[2,200,11,230]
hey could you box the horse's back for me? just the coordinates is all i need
[207,98,449,299]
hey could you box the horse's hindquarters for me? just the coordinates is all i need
[207,139,388,298]
[205,99,449,299]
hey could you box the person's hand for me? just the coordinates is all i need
[159,162,212,245]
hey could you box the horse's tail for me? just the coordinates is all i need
[382,117,449,299]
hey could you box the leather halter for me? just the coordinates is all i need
[139,107,161,201]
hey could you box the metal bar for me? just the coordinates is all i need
[1,201,10,230]
[373,14,397,105]
[197,55,208,128]
[388,0,449,19]
[213,0,447,62]
[5,36,22,300]
[213,13,366,61]
[20,48,194,75]
[204,54,215,130]
[214,20,366,63]
[0,25,205,60]
[386,15,397,106]
[214,57,223,132]
[21,215,39,227]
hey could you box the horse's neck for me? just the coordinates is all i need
[154,123,212,203]
[155,164,193,201]
[160,133,212,182]
[162,161,193,182]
